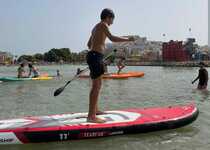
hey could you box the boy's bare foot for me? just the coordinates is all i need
[96,110,106,115]
[87,117,106,123]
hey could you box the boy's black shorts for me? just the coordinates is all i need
[86,51,105,79]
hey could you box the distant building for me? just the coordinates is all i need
[193,45,210,61]
[0,52,7,64]
[105,35,162,61]
[162,40,190,62]
[184,38,196,55]
[0,51,13,65]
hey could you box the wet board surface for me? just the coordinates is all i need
[0,103,198,144]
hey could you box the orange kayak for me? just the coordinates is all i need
[79,72,144,79]
[125,72,145,77]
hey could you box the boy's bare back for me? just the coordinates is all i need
[88,22,110,53]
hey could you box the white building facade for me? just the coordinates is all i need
[105,35,162,61]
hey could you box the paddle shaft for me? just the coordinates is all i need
[68,50,117,83]
[54,50,117,96]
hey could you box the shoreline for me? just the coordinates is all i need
[125,61,208,67]
[0,61,209,67]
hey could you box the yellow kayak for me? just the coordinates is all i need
[0,76,53,82]
[31,76,53,80]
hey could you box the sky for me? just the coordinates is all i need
[0,0,208,55]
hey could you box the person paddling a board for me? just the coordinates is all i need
[28,63,40,78]
[86,8,135,123]
[116,49,126,74]
[17,63,27,78]
[192,62,209,90]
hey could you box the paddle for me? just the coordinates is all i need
[53,49,117,97]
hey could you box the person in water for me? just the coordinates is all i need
[57,69,61,77]
[104,49,117,74]
[104,64,108,74]
[17,63,27,78]
[103,59,111,74]
[117,49,126,74]
[28,63,40,78]
[192,62,209,90]
[117,57,126,74]
[86,8,135,123]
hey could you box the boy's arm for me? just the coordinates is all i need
[102,24,134,42]
[87,36,92,49]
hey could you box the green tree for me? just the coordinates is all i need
[33,53,44,61]
[17,48,87,63]
[44,48,72,62]
[44,50,59,62]
[18,55,35,62]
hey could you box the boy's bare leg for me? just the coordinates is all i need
[117,66,124,74]
[117,65,121,74]
[96,105,105,115]
[87,76,105,123]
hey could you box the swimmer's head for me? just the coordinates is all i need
[20,63,24,67]
[199,62,207,67]
[28,63,33,68]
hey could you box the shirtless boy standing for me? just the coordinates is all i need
[86,8,135,123]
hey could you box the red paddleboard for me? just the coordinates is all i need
[0,103,198,145]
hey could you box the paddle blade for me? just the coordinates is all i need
[54,86,65,97]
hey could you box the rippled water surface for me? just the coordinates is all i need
[0,65,209,150]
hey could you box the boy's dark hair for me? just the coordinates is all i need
[101,8,115,20]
